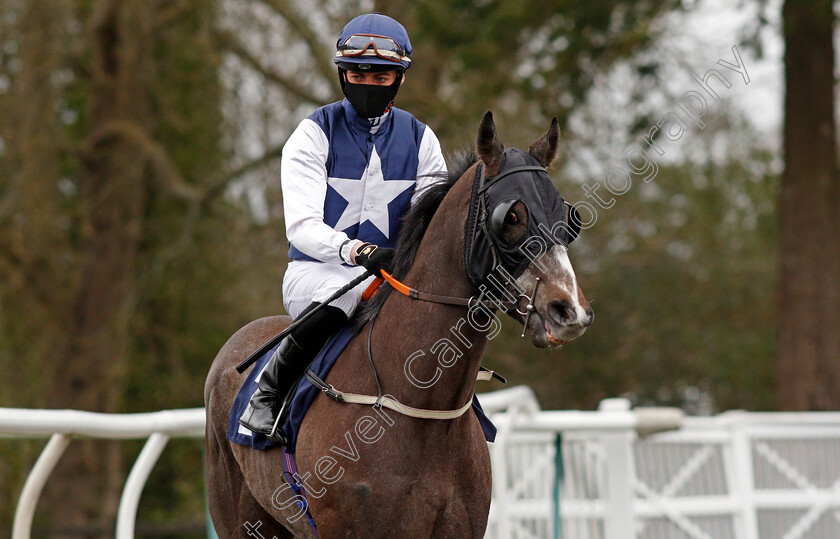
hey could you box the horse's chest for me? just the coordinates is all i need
[302,450,490,538]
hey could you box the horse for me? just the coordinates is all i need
[205,112,593,538]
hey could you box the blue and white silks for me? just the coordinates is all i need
[283,98,447,266]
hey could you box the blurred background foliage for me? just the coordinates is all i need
[0,0,825,535]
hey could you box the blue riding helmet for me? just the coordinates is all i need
[334,13,412,72]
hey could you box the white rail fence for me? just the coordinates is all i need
[2,387,839,539]
[484,398,840,539]
[0,407,205,539]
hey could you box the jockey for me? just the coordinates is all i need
[240,13,448,441]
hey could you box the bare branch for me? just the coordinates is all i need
[0,235,23,272]
[142,142,287,286]
[255,0,342,96]
[200,141,286,206]
[153,0,193,28]
[217,30,320,105]
[85,120,201,203]
[86,118,288,209]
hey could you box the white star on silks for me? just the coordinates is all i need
[327,175,365,233]
[327,146,415,239]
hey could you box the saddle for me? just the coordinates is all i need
[227,318,497,452]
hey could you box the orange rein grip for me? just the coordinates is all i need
[380,270,412,297]
[361,276,384,302]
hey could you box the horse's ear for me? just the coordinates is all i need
[528,117,559,168]
[476,111,505,174]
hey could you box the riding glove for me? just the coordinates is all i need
[354,242,395,276]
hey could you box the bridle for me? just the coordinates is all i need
[236,156,571,376]
[305,158,574,419]
[378,269,543,341]
[375,160,553,327]
[470,161,549,276]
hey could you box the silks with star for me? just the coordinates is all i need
[283,98,446,264]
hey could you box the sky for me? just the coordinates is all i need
[666,0,784,137]
[229,0,791,221]
[561,0,785,187]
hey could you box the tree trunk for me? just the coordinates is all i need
[45,1,153,534]
[779,0,840,410]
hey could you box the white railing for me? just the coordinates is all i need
[484,400,840,539]
[485,398,684,539]
[0,407,205,539]
[4,391,840,539]
[0,389,544,539]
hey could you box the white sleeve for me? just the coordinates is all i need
[281,119,354,265]
[411,126,448,206]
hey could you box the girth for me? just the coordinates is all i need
[304,368,502,420]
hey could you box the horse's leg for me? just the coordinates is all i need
[206,316,304,538]
[230,444,320,538]
[205,420,293,538]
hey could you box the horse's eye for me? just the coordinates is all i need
[490,199,527,244]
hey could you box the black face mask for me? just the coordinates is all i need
[465,148,581,289]
[340,71,402,118]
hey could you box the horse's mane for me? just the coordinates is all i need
[356,151,477,326]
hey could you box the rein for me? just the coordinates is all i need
[380,270,542,339]
[304,269,524,420]
[303,161,557,421]
[380,270,520,311]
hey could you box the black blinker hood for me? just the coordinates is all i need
[464,148,580,290]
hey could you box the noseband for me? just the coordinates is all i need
[306,151,580,419]
[377,149,579,318]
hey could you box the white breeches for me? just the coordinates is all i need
[282,260,376,319]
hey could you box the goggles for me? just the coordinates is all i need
[336,34,411,64]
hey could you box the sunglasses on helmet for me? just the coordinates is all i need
[336,34,411,63]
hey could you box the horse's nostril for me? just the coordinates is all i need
[547,300,575,325]
[585,307,594,326]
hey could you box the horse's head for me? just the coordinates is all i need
[359,112,592,348]
[466,112,593,348]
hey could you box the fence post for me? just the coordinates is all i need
[116,432,171,539]
[728,414,758,539]
[12,434,72,539]
[552,433,564,539]
[599,399,637,539]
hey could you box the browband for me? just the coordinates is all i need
[477,165,547,195]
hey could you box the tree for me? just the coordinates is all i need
[0,0,270,533]
[778,0,840,410]
[3,0,799,531]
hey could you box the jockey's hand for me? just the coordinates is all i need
[353,242,395,276]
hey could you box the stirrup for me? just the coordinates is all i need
[267,382,298,445]
[268,412,288,445]
[266,415,289,446]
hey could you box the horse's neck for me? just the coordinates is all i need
[374,286,489,412]
[371,175,490,412]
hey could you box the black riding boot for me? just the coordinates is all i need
[239,303,348,443]
[238,334,308,439]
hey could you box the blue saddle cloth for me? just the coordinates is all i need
[227,321,497,453]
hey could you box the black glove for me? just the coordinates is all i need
[354,243,395,276]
